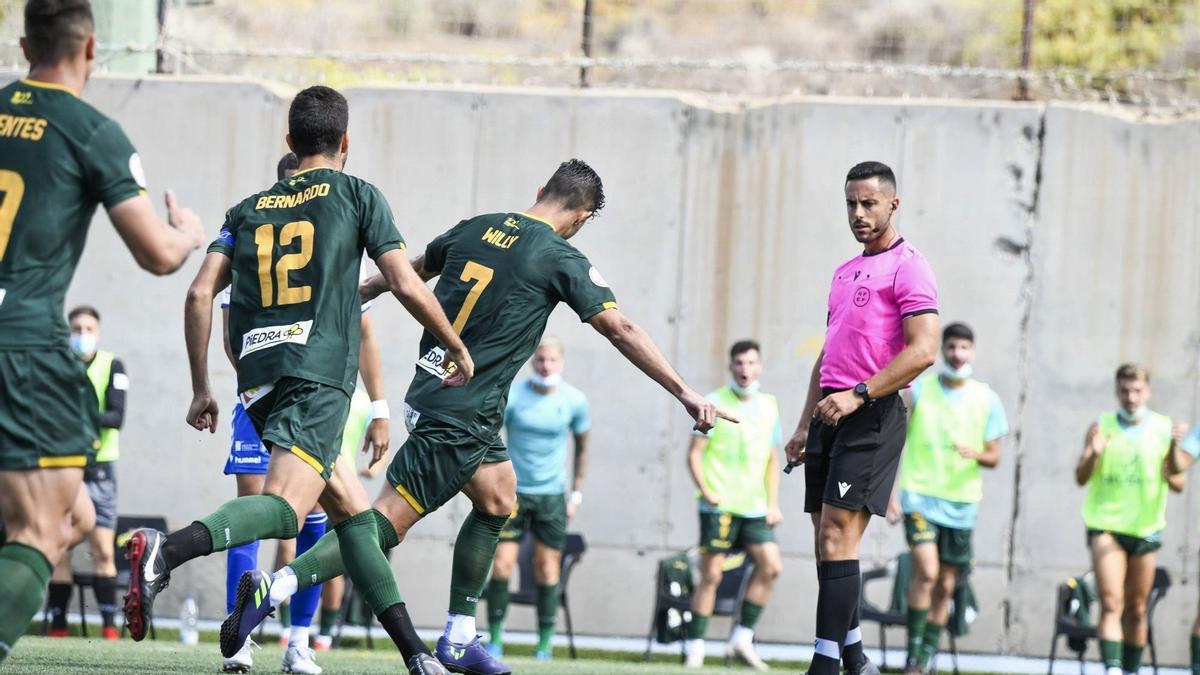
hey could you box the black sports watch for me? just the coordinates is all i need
[853,382,872,404]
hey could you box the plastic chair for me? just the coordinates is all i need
[858,554,961,673]
[643,548,755,662]
[1047,567,1171,675]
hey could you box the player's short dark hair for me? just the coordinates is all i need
[1116,363,1150,383]
[68,304,100,322]
[539,159,605,214]
[729,339,760,360]
[23,0,93,65]
[288,86,348,159]
[846,161,897,192]
[276,152,300,181]
[942,322,974,344]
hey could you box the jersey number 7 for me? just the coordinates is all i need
[0,169,25,265]
[254,220,314,307]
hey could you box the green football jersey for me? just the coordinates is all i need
[0,79,145,349]
[208,167,404,396]
[405,212,617,440]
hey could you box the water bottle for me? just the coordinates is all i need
[179,594,199,646]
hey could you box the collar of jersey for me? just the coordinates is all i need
[289,166,335,178]
[517,212,555,229]
[862,236,905,257]
[20,78,79,97]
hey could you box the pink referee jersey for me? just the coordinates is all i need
[819,238,938,391]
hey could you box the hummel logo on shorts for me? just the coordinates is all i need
[837,481,852,497]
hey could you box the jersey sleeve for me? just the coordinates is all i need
[357,182,405,260]
[549,250,618,322]
[423,220,469,276]
[1183,425,1200,459]
[207,207,237,257]
[984,389,1010,442]
[100,358,128,430]
[81,120,146,209]
[895,253,939,318]
[570,391,592,435]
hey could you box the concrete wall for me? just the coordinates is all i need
[5,72,1200,660]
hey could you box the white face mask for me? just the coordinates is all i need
[70,333,98,356]
[1117,406,1147,424]
[940,362,972,382]
[729,377,760,396]
[530,372,562,389]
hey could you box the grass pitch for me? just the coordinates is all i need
[6,635,810,674]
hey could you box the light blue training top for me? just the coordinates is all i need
[504,378,591,495]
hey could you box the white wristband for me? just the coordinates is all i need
[369,400,390,420]
[569,490,583,506]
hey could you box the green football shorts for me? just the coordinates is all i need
[1087,528,1162,556]
[904,511,973,567]
[698,511,775,553]
[386,415,509,516]
[244,377,350,480]
[0,348,100,470]
[500,492,567,550]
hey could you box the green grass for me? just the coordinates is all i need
[6,635,809,674]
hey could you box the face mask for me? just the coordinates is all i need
[940,362,973,382]
[1117,406,1147,424]
[531,372,562,389]
[729,377,760,397]
[70,333,98,356]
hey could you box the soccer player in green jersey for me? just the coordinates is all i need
[224,159,735,675]
[0,0,206,662]
[1075,364,1185,675]
[121,86,471,671]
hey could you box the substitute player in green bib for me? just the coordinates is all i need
[123,87,471,674]
[1075,364,1185,675]
[0,0,205,662]
[685,340,783,671]
[230,160,736,675]
[891,322,1007,673]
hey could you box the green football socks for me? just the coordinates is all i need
[536,583,559,653]
[687,614,709,640]
[319,605,338,636]
[906,606,929,661]
[918,622,943,667]
[1121,643,1144,674]
[739,601,764,630]
[487,577,510,646]
[290,510,399,591]
[0,543,52,664]
[1100,640,1122,669]
[200,494,298,552]
[336,511,402,613]
[448,510,507,616]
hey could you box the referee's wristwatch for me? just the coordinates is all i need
[853,382,872,405]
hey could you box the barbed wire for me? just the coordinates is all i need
[3,38,1198,113]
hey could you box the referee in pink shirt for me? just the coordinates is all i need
[785,161,939,674]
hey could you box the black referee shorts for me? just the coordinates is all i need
[804,392,907,517]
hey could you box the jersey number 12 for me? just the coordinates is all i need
[255,221,314,307]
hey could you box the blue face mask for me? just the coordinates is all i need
[940,362,973,382]
[530,372,562,389]
[729,377,760,397]
[70,333,98,356]
[1117,406,1147,424]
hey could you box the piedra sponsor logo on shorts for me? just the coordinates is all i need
[241,320,313,358]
